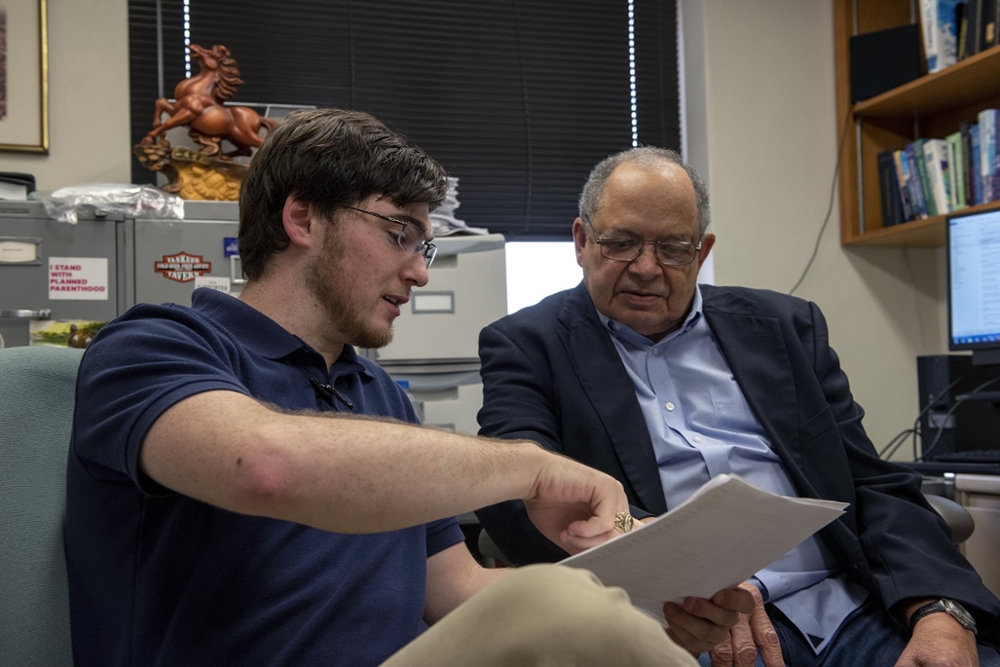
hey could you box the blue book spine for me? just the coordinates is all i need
[936,0,961,68]
[979,108,998,202]
[972,123,983,205]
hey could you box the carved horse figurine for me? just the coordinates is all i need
[142,44,277,158]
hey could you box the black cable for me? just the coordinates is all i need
[918,377,1000,461]
[878,428,917,458]
[788,107,854,296]
[879,376,964,460]
[910,377,967,461]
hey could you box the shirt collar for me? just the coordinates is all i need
[598,285,704,348]
[190,288,373,376]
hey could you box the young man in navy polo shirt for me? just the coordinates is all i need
[66,109,752,667]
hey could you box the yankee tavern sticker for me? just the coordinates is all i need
[154,252,212,283]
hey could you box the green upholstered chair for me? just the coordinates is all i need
[0,346,83,667]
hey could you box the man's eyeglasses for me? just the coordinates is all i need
[586,222,702,266]
[592,236,702,266]
[343,206,437,268]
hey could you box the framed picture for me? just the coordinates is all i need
[0,0,48,153]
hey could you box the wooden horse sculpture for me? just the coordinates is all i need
[142,44,277,158]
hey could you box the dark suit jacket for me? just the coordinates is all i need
[476,282,1000,645]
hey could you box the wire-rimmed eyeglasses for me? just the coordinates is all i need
[343,206,438,268]
[583,216,702,267]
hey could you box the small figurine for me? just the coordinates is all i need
[134,44,279,200]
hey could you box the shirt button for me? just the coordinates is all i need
[693,436,702,443]
[665,402,675,411]
[652,348,660,356]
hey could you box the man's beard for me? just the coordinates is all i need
[306,232,394,350]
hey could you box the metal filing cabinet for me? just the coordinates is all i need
[364,234,507,435]
[0,201,125,349]
[131,201,243,305]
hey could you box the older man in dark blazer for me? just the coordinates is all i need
[476,146,1000,667]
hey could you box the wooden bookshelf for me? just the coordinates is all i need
[845,201,1000,247]
[855,45,1000,119]
[833,0,1000,246]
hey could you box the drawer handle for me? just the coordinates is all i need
[0,309,51,319]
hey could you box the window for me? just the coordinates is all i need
[129,0,680,240]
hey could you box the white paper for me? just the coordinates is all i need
[559,474,846,623]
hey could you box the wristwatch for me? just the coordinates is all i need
[908,599,978,635]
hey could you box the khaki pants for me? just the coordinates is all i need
[382,564,699,667]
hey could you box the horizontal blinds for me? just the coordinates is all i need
[129,0,679,240]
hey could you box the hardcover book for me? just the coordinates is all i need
[966,0,984,58]
[946,131,967,209]
[978,108,998,202]
[878,150,905,226]
[972,123,983,205]
[904,143,929,218]
[911,139,938,216]
[892,150,916,221]
[923,138,951,215]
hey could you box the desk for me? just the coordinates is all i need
[955,475,1000,598]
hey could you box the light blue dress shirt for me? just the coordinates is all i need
[600,286,869,653]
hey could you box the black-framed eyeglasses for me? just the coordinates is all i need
[343,206,438,268]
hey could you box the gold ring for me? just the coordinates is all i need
[614,512,635,534]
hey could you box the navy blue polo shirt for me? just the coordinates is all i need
[67,288,464,667]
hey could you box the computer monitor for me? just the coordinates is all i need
[947,208,1000,367]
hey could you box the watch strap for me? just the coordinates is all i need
[908,599,977,635]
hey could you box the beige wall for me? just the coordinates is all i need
[684,0,947,458]
[0,0,132,190]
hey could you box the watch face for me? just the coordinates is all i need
[943,599,976,628]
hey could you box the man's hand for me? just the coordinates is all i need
[663,582,782,667]
[521,453,628,554]
[895,612,979,667]
[662,587,750,657]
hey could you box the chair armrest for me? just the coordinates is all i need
[923,493,975,544]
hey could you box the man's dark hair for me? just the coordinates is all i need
[238,108,449,281]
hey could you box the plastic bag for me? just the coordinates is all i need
[34,183,185,223]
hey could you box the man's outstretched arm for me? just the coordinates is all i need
[142,389,628,551]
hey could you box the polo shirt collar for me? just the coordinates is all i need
[189,288,373,376]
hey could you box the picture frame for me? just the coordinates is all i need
[0,0,48,153]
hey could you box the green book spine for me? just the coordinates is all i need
[947,131,967,209]
[912,139,938,216]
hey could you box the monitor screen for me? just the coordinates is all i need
[947,209,1000,353]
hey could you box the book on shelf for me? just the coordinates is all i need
[957,2,968,60]
[878,150,905,226]
[961,121,976,206]
[892,150,916,221]
[978,108,998,202]
[921,0,965,71]
[939,0,963,68]
[923,138,952,215]
[946,131,967,210]
[912,139,939,216]
[983,0,998,50]
[966,0,983,58]
[972,123,984,205]
[904,144,930,218]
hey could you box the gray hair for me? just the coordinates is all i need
[578,146,711,236]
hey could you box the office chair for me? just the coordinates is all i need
[0,346,83,667]
[923,493,975,545]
